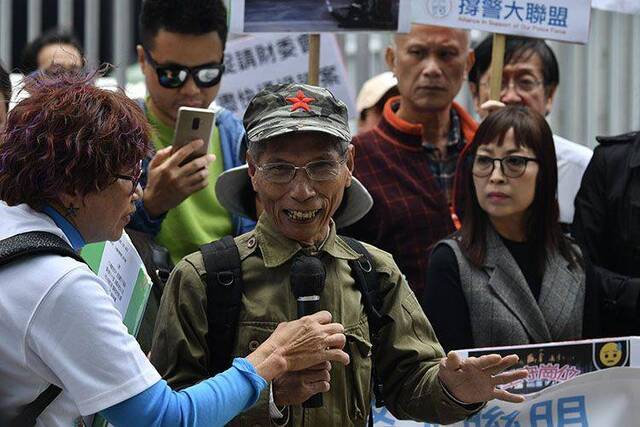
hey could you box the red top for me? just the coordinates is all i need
[341,97,477,295]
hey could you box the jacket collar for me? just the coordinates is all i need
[255,214,360,268]
[482,226,583,342]
[596,131,640,168]
[378,96,478,151]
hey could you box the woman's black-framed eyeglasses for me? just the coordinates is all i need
[114,162,143,196]
[143,47,225,89]
[472,155,538,178]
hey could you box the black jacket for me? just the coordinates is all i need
[574,131,640,336]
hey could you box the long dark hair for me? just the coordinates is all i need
[458,106,581,273]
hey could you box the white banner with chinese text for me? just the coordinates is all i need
[215,34,356,119]
[373,367,640,426]
[412,0,591,44]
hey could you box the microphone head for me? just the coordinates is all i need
[290,255,326,298]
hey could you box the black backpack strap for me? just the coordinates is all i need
[9,385,63,427]
[0,231,85,267]
[340,236,388,410]
[1,231,86,426]
[200,235,244,376]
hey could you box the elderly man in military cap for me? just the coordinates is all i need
[150,83,527,426]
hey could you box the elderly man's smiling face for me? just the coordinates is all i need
[247,132,354,246]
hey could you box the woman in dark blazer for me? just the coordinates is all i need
[421,106,600,352]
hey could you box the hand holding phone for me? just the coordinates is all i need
[172,106,216,164]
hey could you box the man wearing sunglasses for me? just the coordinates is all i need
[467,35,592,231]
[128,0,253,266]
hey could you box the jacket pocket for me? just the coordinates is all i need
[345,329,373,422]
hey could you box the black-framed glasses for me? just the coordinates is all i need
[114,161,143,196]
[143,47,225,89]
[256,157,348,184]
[480,76,543,94]
[472,155,538,178]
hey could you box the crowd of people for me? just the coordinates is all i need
[0,0,638,426]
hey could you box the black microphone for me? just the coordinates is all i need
[290,255,326,408]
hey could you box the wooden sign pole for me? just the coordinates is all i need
[489,33,506,100]
[308,34,321,85]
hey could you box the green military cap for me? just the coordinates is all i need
[243,83,352,144]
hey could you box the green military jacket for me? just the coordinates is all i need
[150,215,479,426]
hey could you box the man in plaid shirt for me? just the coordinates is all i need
[342,24,477,297]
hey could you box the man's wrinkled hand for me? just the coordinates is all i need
[438,351,528,404]
[273,362,332,406]
[247,311,349,381]
[142,139,215,217]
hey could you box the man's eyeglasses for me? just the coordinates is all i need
[256,157,348,184]
[472,155,538,178]
[480,76,543,94]
[114,162,143,196]
[143,47,225,89]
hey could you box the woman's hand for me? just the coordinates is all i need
[246,311,349,381]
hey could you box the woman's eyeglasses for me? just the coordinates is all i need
[143,48,225,89]
[114,162,143,196]
[472,155,538,178]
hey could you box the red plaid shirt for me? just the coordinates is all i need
[341,97,477,295]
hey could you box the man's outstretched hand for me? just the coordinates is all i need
[438,351,528,404]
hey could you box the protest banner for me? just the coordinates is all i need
[373,367,640,426]
[228,0,411,33]
[412,0,591,44]
[373,337,640,426]
[226,1,411,87]
[411,0,591,100]
[216,33,356,118]
[80,233,153,427]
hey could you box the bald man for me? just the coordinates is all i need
[342,24,478,296]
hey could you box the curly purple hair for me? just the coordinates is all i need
[0,72,152,208]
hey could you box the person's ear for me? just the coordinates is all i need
[385,46,396,74]
[346,144,355,173]
[465,50,475,75]
[246,153,259,191]
[544,84,558,116]
[136,45,146,71]
[468,82,483,116]
[345,144,355,187]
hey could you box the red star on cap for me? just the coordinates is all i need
[286,90,315,112]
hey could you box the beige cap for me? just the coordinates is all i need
[355,71,398,114]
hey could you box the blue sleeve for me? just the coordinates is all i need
[126,156,165,236]
[101,358,266,427]
[127,199,165,236]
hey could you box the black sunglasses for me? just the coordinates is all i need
[143,47,225,89]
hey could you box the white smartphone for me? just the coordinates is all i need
[172,106,216,163]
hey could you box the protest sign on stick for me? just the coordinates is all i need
[308,34,321,85]
[412,0,591,101]
[227,1,411,96]
[216,33,356,118]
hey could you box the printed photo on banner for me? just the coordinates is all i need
[413,0,591,43]
[228,0,411,33]
[215,33,356,119]
[460,337,633,395]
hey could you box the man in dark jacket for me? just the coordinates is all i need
[573,131,640,336]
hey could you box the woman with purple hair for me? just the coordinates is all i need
[0,73,349,427]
